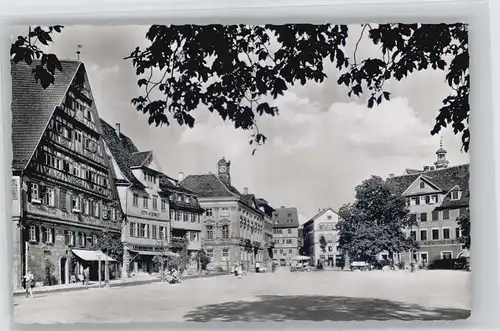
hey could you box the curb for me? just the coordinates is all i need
[13,273,227,297]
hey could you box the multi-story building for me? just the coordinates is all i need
[302,208,341,267]
[272,207,300,266]
[257,198,275,268]
[180,158,266,271]
[160,173,204,271]
[100,120,171,276]
[386,142,469,266]
[12,61,123,289]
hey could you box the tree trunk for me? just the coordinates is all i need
[344,253,351,270]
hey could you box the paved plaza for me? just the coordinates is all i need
[13,269,471,323]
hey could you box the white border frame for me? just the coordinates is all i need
[0,0,498,330]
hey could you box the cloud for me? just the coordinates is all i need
[9,24,470,219]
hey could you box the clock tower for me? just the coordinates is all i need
[217,157,231,185]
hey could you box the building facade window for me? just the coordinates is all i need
[152,196,158,210]
[455,228,460,239]
[151,225,157,239]
[451,191,460,200]
[441,251,453,259]
[133,193,139,206]
[432,229,440,240]
[420,213,427,222]
[432,210,439,221]
[65,230,75,245]
[420,229,427,241]
[420,182,425,189]
[443,228,450,239]
[72,196,81,212]
[161,199,167,211]
[143,196,149,209]
[206,225,214,240]
[442,209,450,220]
[29,226,37,242]
[221,225,229,239]
[205,208,213,217]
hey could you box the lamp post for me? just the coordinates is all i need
[102,229,110,287]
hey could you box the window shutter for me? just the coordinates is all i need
[59,190,66,211]
[35,226,40,243]
[41,227,47,243]
[51,228,55,243]
[26,182,32,202]
[64,230,68,245]
[53,188,59,208]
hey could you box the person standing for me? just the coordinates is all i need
[24,271,34,299]
[84,266,90,285]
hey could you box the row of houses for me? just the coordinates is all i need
[300,144,470,268]
[11,60,302,289]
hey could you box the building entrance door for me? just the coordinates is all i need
[60,257,68,284]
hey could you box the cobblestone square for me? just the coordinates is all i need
[14,270,470,323]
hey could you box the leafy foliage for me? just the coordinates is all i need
[336,176,418,261]
[11,26,64,89]
[128,23,469,152]
[457,208,470,249]
[338,23,469,151]
[195,249,211,269]
[92,232,124,264]
[319,235,327,252]
[170,236,189,270]
[14,24,469,152]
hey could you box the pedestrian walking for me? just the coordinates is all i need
[24,271,34,299]
[84,266,90,285]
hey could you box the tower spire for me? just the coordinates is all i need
[434,137,449,169]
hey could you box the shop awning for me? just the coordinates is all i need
[72,249,117,262]
[129,250,180,258]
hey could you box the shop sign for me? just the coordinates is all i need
[421,239,458,246]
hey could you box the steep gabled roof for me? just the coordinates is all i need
[180,174,238,198]
[257,198,275,217]
[386,164,470,208]
[100,119,144,188]
[129,151,152,168]
[11,60,81,170]
[303,207,339,227]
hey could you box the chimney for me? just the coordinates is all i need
[243,187,248,195]
[178,172,184,182]
[389,174,394,178]
[115,123,121,137]
[423,166,430,171]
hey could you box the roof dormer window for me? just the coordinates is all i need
[419,182,425,189]
[451,190,460,201]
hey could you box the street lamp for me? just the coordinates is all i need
[102,228,110,287]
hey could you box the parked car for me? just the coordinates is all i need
[427,257,468,270]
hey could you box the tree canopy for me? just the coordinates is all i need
[92,232,124,264]
[457,208,470,250]
[12,23,469,152]
[336,176,418,261]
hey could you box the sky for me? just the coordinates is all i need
[10,25,469,224]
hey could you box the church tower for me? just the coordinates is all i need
[217,157,231,185]
[434,137,449,169]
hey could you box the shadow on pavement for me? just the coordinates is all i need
[183,295,471,322]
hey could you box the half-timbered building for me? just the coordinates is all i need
[12,61,123,289]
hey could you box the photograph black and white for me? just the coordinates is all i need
[10,23,470,323]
